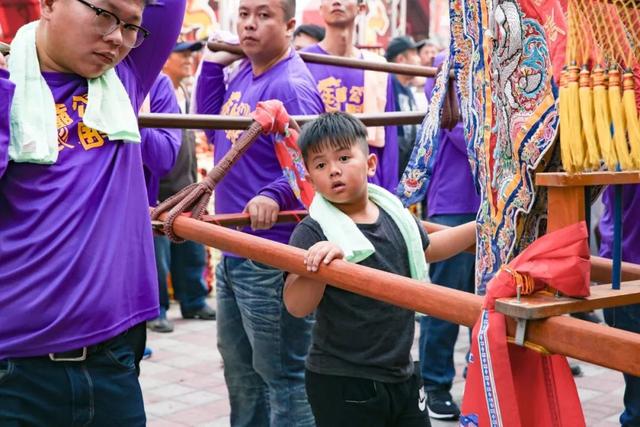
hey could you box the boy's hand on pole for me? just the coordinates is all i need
[304,241,345,272]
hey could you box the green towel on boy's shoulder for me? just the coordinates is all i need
[308,183,428,281]
[8,21,141,165]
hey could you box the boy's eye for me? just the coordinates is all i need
[339,155,350,162]
[315,162,325,169]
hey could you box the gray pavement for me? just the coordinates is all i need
[141,303,626,427]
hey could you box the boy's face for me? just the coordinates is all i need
[305,142,376,206]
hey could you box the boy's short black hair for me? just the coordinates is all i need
[298,111,369,162]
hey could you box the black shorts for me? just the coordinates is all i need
[305,364,430,427]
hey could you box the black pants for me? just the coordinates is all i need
[305,368,431,427]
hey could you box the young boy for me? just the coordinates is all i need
[284,111,476,427]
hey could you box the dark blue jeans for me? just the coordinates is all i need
[0,333,145,426]
[216,256,315,427]
[604,303,640,427]
[154,235,209,315]
[419,214,476,392]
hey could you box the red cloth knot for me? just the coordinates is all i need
[251,100,291,135]
[483,221,591,310]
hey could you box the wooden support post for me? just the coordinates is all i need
[159,213,640,377]
[546,186,585,232]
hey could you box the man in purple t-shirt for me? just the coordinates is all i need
[303,0,399,192]
[418,50,480,421]
[0,0,185,424]
[195,1,323,426]
[599,185,640,427]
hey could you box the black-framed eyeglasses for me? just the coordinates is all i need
[76,0,151,49]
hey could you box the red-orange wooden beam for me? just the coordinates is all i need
[197,211,640,279]
[160,213,640,377]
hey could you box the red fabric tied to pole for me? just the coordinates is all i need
[460,222,591,427]
[251,100,315,208]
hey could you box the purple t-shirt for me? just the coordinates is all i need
[424,52,480,217]
[142,73,181,207]
[0,0,185,359]
[196,50,324,251]
[0,69,13,178]
[303,44,399,191]
[599,185,640,264]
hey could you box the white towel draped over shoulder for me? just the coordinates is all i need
[309,183,427,281]
[8,21,141,164]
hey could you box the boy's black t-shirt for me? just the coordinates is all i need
[289,208,430,383]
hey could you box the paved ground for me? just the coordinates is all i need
[141,303,626,427]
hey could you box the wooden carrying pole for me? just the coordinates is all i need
[138,111,425,130]
[207,41,439,78]
[162,213,640,377]
[196,211,640,281]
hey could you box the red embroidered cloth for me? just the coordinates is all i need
[461,222,590,427]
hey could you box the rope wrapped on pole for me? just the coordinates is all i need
[208,41,441,78]
[151,100,306,241]
[156,211,640,377]
[138,111,426,130]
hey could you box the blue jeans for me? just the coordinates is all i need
[154,235,208,315]
[216,256,315,427]
[419,214,476,392]
[0,333,145,426]
[604,303,640,427]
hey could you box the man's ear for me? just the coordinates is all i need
[367,153,377,177]
[40,0,57,19]
[285,18,296,38]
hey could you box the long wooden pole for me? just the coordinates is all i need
[196,211,640,281]
[207,41,439,78]
[138,111,425,130]
[163,213,640,377]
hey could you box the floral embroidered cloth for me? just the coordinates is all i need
[397,0,567,294]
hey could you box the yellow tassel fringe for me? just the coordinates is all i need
[622,71,640,169]
[579,67,602,169]
[567,66,586,170]
[593,68,618,170]
[608,68,634,170]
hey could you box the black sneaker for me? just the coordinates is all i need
[182,304,216,320]
[427,390,460,420]
[147,316,174,333]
